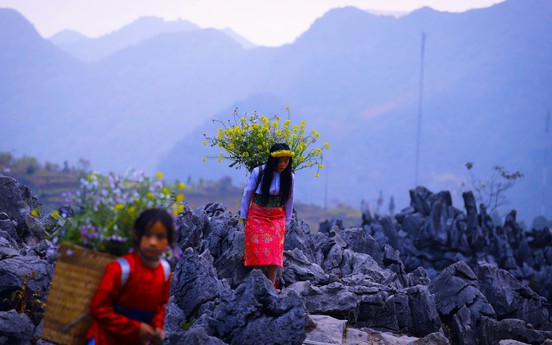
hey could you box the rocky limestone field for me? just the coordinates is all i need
[0,174,551,344]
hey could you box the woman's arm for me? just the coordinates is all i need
[284,174,294,224]
[240,167,260,219]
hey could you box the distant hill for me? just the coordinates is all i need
[221,28,256,49]
[47,16,200,62]
[1,0,551,225]
[47,16,255,62]
[49,29,89,45]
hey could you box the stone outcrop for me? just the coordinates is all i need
[0,176,551,344]
[0,176,57,345]
[383,187,552,311]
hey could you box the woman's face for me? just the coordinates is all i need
[275,157,290,173]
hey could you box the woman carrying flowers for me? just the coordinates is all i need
[239,143,294,290]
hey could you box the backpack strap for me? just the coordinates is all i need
[116,257,171,288]
[116,258,131,288]
[160,259,171,282]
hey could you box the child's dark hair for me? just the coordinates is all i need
[134,208,176,246]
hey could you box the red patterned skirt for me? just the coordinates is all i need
[244,203,286,267]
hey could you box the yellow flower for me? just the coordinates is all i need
[202,157,207,162]
[318,164,324,169]
[270,150,295,158]
[114,203,124,211]
[172,209,179,216]
[51,210,60,218]
[128,206,136,216]
[176,194,185,202]
[30,209,39,217]
[202,140,208,146]
[162,187,170,195]
[178,182,186,190]
[324,142,331,150]
[156,171,163,180]
[314,173,320,177]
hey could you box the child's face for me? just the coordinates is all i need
[139,221,169,261]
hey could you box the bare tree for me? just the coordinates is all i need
[462,162,523,215]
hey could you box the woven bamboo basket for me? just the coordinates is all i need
[42,244,115,345]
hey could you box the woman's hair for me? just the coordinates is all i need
[259,143,293,206]
[134,208,176,246]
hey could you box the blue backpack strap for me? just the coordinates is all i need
[116,258,131,288]
[117,257,169,286]
[160,259,170,282]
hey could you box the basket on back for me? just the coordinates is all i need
[42,244,115,345]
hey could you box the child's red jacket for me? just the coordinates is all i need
[86,252,171,345]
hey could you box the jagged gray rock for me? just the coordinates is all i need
[0,310,34,345]
[429,261,496,345]
[368,187,552,322]
[171,248,227,319]
[478,317,552,345]
[476,262,550,329]
[0,175,40,241]
[1,177,552,344]
[189,269,307,345]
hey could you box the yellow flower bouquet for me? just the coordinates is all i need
[203,108,330,175]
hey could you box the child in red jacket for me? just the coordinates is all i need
[86,208,175,345]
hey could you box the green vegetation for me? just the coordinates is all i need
[181,318,196,331]
[203,108,330,175]
[8,270,45,325]
[58,170,185,255]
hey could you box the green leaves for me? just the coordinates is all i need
[203,108,330,175]
[59,170,185,255]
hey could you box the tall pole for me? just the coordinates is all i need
[415,32,426,187]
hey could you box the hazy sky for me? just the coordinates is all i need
[0,0,504,46]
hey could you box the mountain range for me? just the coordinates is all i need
[1,0,551,225]
[48,16,255,62]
